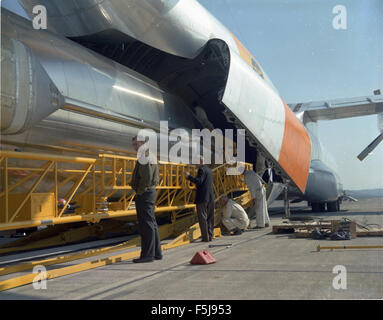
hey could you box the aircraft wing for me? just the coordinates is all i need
[289,94,383,161]
[288,95,383,122]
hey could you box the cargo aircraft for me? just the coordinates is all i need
[1,0,382,212]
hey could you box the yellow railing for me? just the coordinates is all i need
[0,151,252,231]
[212,162,252,201]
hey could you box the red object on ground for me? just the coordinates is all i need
[190,250,216,265]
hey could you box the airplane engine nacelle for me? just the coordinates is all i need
[1,35,63,134]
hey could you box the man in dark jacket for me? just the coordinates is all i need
[185,156,215,242]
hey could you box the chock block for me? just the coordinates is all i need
[190,250,216,265]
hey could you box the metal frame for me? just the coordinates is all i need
[0,151,252,232]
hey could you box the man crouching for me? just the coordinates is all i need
[219,195,249,235]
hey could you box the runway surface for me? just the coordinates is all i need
[0,197,382,300]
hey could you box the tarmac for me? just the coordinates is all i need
[0,197,382,300]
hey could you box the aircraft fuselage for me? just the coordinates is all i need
[1,1,345,210]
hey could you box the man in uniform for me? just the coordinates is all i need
[130,136,162,263]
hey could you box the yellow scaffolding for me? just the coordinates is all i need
[0,151,252,232]
[0,150,253,291]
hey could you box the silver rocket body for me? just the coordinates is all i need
[1,9,197,156]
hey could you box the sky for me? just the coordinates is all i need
[200,0,383,190]
[1,0,382,190]
[1,0,29,18]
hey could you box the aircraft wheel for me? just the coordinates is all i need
[327,200,340,212]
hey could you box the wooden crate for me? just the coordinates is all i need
[331,220,356,239]
[356,228,383,237]
[272,221,331,234]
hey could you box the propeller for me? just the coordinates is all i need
[357,113,383,161]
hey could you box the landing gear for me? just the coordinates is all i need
[327,199,340,212]
[311,202,326,212]
[311,199,341,213]
[284,185,290,219]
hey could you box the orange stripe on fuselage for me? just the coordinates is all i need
[231,34,265,79]
[278,101,312,193]
[231,34,310,192]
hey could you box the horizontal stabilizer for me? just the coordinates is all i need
[288,95,383,122]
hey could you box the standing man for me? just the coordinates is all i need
[244,169,270,228]
[185,156,215,242]
[130,136,162,263]
[220,195,249,235]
